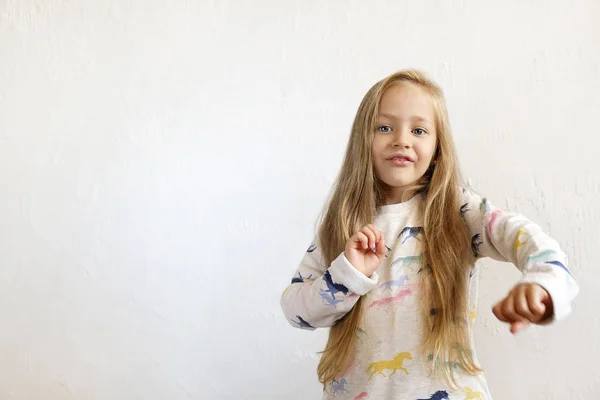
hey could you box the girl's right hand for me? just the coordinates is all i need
[345,225,387,278]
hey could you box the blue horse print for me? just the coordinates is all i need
[547,260,570,275]
[417,390,450,400]
[399,227,424,244]
[471,234,483,257]
[378,275,408,292]
[319,289,344,307]
[460,202,470,218]
[330,378,350,395]
[323,270,349,299]
[291,315,314,329]
[291,271,312,284]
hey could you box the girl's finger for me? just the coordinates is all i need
[526,285,546,320]
[354,232,369,250]
[492,299,509,323]
[510,320,529,334]
[502,293,525,324]
[374,238,387,259]
[361,227,377,249]
[367,224,382,243]
[514,286,536,322]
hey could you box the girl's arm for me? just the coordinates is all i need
[280,237,379,330]
[461,188,579,322]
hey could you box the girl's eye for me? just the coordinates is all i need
[412,128,427,136]
[377,125,392,133]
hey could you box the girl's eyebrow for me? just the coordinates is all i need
[378,113,433,125]
[412,116,433,125]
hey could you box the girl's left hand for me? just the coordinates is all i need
[492,283,554,334]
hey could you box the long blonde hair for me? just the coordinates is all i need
[316,69,480,388]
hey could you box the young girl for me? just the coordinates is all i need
[280,70,579,399]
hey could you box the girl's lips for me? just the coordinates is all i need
[388,157,413,166]
[386,154,415,166]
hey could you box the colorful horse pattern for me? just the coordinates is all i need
[291,271,312,284]
[367,352,412,380]
[329,378,350,395]
[460,203,470,219]
[463,387,485,399]
[367,288,413,309]
[417,391,450,400]
[514,228,528,252]
[319,288,344,307]
[282,189,574,399]
[322,270,349,299]
[377,274,408,292]
[399,226,424,244]
[391,254,422,270]
[471,234,483,257]
[290,315,314,329]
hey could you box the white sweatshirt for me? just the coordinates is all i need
[280,189,579,400]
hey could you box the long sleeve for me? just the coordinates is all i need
[280,237,379,330]
[460,188,579,322]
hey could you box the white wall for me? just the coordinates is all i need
[0,1,598,399]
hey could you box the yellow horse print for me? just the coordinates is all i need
[514,228,528,252]
[463,387,484,399]
[469,309,477,324]
[366,352,412,380]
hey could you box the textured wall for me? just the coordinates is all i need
[0,1,598,399]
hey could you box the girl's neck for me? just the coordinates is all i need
[384,188,415,205]
[378,192,421,215]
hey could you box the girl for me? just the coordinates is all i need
[280,70,579,399]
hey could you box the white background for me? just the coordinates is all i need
[1,1,598,399]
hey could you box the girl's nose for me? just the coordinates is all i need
[392,130,411,148]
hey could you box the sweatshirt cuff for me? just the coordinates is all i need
[328,252,379,295]
[519,272,579,322]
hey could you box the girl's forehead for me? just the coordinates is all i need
[378,85,436,124]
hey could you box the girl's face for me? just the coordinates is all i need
[372,84,438,204]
